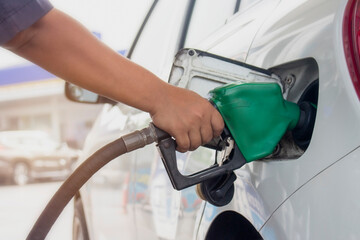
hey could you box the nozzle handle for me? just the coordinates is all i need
[157,127,246,190]
[148,123,171,142]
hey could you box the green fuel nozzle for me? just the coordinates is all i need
[210,82,300,162]
[157,82,316,206]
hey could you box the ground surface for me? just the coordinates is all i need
[0,181,72,240]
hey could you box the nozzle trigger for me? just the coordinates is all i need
[157,127,246,190]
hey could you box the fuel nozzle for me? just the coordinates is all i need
[158,82,317,207]
[195,83,317,207]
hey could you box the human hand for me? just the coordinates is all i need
[150,85,224,152]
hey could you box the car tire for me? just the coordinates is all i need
[73,194,90,240]
[13,162,30,185]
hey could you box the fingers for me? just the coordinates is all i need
[150,86,224,153]
[200,122,213,145]
[211,110,225,137]
[175,125,202,152]
[176,109,224,152]
[176,128,207,152]
[175,131,190,153]
[189,128,202,151]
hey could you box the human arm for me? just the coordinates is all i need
[2,8,224,152]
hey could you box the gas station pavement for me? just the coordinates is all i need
[0,181,73,240]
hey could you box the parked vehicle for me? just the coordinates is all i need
[0,130,79,185]
[68,0,360,239]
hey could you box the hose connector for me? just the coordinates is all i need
[122,123,170,152]
[26,123,171,240]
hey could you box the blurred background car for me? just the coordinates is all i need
[0,130,79,185]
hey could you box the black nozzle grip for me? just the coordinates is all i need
[157,133,246,190]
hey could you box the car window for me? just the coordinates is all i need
[184,0,238,47]
[130,1,189,79]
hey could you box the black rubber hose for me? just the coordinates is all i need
[26,123,169,240]
[26,138,127,240]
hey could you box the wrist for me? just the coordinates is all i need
[147,81,173,116]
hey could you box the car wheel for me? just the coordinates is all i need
[13,162,30,185]
[73,194,90,240]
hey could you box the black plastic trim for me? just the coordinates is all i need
[193,49,272,76]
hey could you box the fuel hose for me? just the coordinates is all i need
[26,123,169,240]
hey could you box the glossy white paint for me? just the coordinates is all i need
[196,0,280,61]
[261,146,360,239]
[198,0,360,238]
[76,0,360,239]
[247,0,360,224]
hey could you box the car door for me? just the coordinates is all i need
[129,1,240,239]
[127,1,194,239]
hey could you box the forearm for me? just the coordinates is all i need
[3,9,166,114]
[3,8,224,152]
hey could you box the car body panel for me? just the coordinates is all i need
[246,0,360,218]
[75,0,360,239]
[195,0,280,62]
[0,158,12,181]
[197,0,360,238]
[260,146,360,239]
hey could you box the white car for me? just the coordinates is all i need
[193,0,360,239]
[68,0,360,239]
[0,130,79,185]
